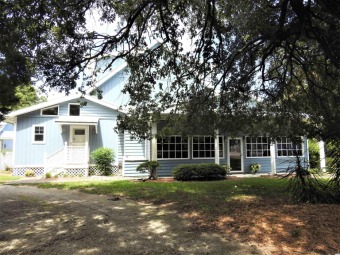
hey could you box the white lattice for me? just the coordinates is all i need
[67,146,87,164]
[12,166,45,176]
[64,168,87,177]
[89,164,120,176]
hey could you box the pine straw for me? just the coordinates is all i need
[182,197,340,255]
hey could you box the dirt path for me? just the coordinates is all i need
[0,185,260,255]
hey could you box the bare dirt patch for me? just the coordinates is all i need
[0,185,258,255]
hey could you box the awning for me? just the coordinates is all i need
[55,116,99,133]
[0,131,13,140]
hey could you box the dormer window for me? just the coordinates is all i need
[41,105,59,116]
[69,104,80,116]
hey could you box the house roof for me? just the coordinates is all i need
[5,94,127,121]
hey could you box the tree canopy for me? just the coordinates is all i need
[1,0,339,140]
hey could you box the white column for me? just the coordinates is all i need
[151,122,157,161]
[270,142,276,175]
[64,142,68,165]
[319,140,326,172]
[214,130,220,164]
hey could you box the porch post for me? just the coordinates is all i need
[151,122,157,161]
[270,141,276,175]
[85,142,89,176]
[319,140,326,172]
[214,130,220,165]
[63,142,68,165]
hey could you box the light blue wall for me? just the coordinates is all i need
[14,99,120,166]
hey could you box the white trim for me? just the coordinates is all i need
[227,137,244,173]
[12,119,17,166]
[245,136,271,158]
[157,135,190,160]
[191,135,225,159]
[68,103,80,116]
[32,125,46,144]
[276,137,304,157]
[40,105,59,116]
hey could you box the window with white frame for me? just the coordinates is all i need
[192,136,223,158]
[246,137,271,157]
[41,105,59,116]
[33,126,45,143]
[69,104,80,116]
[276,137,303,156]
[157,136,189,159]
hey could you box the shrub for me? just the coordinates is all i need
[173,163,226,181]
[136,160,160,180]
[91,147,115,176]
[45,172,52,178]
[250,163,261,174]
[24,169,35,177]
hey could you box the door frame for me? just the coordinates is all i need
[69,125,89,146]
[227,137,244,173]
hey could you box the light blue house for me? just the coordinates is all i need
[6,61,309,177]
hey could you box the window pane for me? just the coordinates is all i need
[42,106,58,116]
[69,104,80,116]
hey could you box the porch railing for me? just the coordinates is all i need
[45,142,90,173]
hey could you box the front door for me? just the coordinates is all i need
[228,138,243,172]
[70,126,88,146]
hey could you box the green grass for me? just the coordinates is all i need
[36,177,289,213]
[0,171,21,184]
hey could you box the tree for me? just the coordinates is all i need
[11,85,47,111]
[0,0,339,140]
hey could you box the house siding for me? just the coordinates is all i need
[14,99,120,167]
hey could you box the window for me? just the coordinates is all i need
[33,126,45,143]
[192,136,223,158]
[157,136,189,159]
[277,137,302,156]
[246,137,271,157]
[41,105,59,116]
[69,104,80,116]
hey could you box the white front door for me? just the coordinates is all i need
[70,126,88,146]
[227,138,244,172]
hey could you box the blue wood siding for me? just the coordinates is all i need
[14,99,120,166]
[99,69,130,106]
[124,131,146,158]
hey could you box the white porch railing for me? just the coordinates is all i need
[45,142,90,174]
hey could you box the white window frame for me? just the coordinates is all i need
[32,125,45,144]
[276,137,303,157]
[157,135,190,160]
[68,103,80,116]
[192,135,224,159]
[40,105,59,116]
[245,136,271,158]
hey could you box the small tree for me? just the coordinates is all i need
[136,160,160,180]
[91,147,115,176]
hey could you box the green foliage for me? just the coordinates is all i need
[136,160,160,180]
[285,156,340,203]
[308,139,320,169]
[45,172,51,178]
[250,163,261,174]
[173,163,226,181]
[91,147,115,176]
[24,170,35,177]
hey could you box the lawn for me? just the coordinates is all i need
[35,177,340,254]
[0,170,21,184]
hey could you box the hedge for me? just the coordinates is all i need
[172,163,227,181]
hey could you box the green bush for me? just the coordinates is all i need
[308,139,320,169]
[24,169,35,177]
[250,163,261,174]
[136,160,160,180]
[91,147,115,176]
[172,163,226,181]
[45,172,52,178]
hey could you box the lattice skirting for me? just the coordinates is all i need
[12,166,45,177]
[89,165,120,176]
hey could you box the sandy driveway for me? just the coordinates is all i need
[0,184,260,255]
